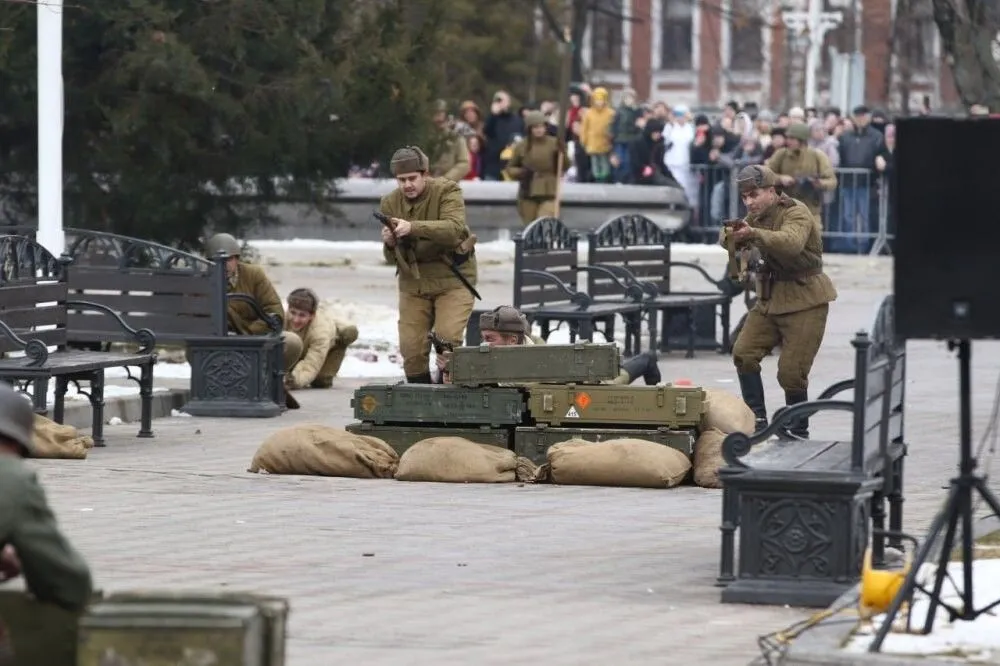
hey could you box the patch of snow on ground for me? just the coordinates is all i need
[25,382,169,406]
[844,559,1000,660]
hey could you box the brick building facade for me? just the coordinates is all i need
[578,0,960,111]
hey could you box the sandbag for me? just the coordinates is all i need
[547,438,691,489]
[31,415,93,460]
[395,437,520,483]
[701,388,756,435]
[248,424,398,478]
[693,428,727,489]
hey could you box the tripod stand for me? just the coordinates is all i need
[870,339,1000,651]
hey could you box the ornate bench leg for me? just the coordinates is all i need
[888,456,905,551]
[686,307,696,359]
[720,303,732,354]
[89,371,106,447]
[138,362,154,438]
[53,377,68,424]
[577,319,594,342]
[871,486,886,565]
[717,483,739,586]
[646,309,658,355]
[32,378,49,414]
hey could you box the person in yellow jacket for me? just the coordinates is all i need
[380,146,479,383]
[579,87,615,182]
[284,288,359,389]
[503,111,568,224]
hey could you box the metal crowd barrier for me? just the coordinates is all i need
[686,163,893,256]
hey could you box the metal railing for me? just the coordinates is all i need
[684,163,893,256]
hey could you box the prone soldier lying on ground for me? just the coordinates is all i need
[0,382,93,611]
[433,306,661,386]
[284,288,360,389]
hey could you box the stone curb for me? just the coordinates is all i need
[55,389,191,433]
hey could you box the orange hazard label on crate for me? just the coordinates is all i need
[360,395,378,414]
[574,393,591,410]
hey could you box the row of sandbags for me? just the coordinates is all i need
[247,425,694,488]
[692,388,757,489]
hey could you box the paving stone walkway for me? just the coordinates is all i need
[28,248,1000,665]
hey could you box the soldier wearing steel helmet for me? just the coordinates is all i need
[765,122,837,223]
[0,382,93,611]
[721,165,838,438]
[203,233,304,375]
[428,100,471,182]
[435,305,660,386]
[380,146,478,384]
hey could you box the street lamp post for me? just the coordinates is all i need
[782,0,843,108]
[37,0,65,257]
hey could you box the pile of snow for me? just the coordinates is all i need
[845,559,1000,660]
[17,382,169,407]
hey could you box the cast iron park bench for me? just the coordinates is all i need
[507,216,643,356]
[715,295,906,607]
[585,214,740,358]
[0,235,157,445]
[3,226,289,418]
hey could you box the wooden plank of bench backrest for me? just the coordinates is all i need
[0,282,69,353]
[588,246,670,298]
[66,265,217,342]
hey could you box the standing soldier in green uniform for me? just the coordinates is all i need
[204,234,304,373]
[380,146,478,384]
[721,165,838,438]
[0,382,93,611]
[504,111,568,225]
[765,123,837,224]
[428,100,471,182]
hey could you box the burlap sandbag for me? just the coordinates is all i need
[31,415,94,460]
[693,428,727,489]
[701,388,756,434]
[547,438,691,489]
[395,437,522,483]
[248,424,398,478]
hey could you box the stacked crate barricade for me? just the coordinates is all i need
[344,342,753,489]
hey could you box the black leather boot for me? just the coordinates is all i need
[784,390,810,439]
[621,351,662,385]
[406,372,433,384]
[737,372,768,433]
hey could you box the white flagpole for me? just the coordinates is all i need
[37,0,65,257]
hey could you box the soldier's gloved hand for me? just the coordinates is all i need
[0,545,21,581]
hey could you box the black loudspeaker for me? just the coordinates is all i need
[894,117,1000,340]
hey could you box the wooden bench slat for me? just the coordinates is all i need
[67,312,217,337]
[0,305,66,329]
[68,270,213,294]
[0,283,67,307]
[520,252,577,272]
[591,248,668,263]
[67,293,214,317]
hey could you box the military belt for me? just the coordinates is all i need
[768,267,822,282]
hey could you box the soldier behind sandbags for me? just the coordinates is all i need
[435,306,660,386]
[721,165,838,438]
[203,233,304,373]
[427,100,471,182]
[380,146,478,383]
[765,122,837,224]
[503,111,569,225]
[0,382,93,611]
[284,288,359,389]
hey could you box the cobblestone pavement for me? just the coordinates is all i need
[29,247,1000,665]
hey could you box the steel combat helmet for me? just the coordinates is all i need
[479,306,530,335]
[0,382,35,456]
[205,233,242,258]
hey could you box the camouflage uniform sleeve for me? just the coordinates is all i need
[247,267,284,335]
[815,150,837,191]
[442,137,470,182]
[289,315,336,388]
[409,181,467,247]
[750,204,812,259]
[12,470,93,610]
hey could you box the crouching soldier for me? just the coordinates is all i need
[204,233,304,372]
[436,306,660,385]
[0,382,93,612]
[284,288,359,389]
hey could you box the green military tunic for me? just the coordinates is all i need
[0,456,92,610]
[428,129,471,182]
[226,263,285,334]
[379,177,478,296]
[504,135,569,224]
[765,147,837,219]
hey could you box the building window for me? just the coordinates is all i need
[729,0,764,72]
[590,0,625,71]
[660,0,693,70]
